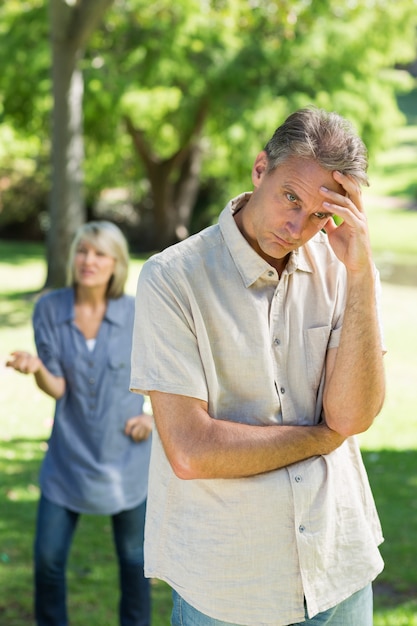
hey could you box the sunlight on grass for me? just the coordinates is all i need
[358,282,417,450]
[374,604,417,626]
[5,485,40,503]
[0,261,45,294]
[367,208,417,259]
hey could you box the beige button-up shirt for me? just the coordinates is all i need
[130,193,384,626]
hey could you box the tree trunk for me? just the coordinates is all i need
[125,101,207,250]
[45,41,85,288]
[173,141,204,241]
[45,0,114,288]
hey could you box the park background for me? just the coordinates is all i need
[0,1,417,625]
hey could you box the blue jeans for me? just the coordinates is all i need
[34,494,150,626]
[171,584,373,626]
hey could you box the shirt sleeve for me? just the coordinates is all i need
[130,258,209,402]
[33,295,64,378]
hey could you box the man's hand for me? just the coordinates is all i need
[320,170,372,274]
[319,171,385,437]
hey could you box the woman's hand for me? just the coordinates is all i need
[6,351,42,375]
[125,414,153,442]
[6,351,65,399]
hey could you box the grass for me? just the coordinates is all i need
[1,95,417,624]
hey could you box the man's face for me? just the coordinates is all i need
[236,153,345,272]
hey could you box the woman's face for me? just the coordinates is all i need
[73,239,116,290]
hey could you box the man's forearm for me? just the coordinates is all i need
[172,421,346,480]
[151,391,345,480]
[323,270,385,437]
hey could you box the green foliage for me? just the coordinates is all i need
[84,0,417,182]
[0,0,417,233]
[0,2,51,232]
[0,127,49,236]
[0,1,50,134]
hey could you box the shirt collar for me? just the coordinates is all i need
[219,193,313,288]
[105,296,127,326]
[55,287,126,326]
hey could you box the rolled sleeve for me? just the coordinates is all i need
[33,297,64,378]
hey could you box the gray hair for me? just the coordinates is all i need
[264,107,369,186]
[67,221,129,299]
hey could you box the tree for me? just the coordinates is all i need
[0,0,114,286]
[84,0,417,249]
[46,0,114,287]
[0,0,416,270]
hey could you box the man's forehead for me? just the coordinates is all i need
[275,157,343,193]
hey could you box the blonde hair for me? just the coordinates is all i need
[67,221,129,299]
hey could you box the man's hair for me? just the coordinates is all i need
[67,220,129,299]
[264,107,369,186]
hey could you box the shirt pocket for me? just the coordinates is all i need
[108,354,130,384]
[304,325,331,391]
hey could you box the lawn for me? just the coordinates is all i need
[1,95,417,625]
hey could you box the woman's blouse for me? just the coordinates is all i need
[34,288,151,514]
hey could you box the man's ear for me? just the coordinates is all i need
[251,151,268,187]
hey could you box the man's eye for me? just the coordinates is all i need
[314,212,327,219]
[286,193,297,203]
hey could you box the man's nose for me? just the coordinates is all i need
[285,213,306,239]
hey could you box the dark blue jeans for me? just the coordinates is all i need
[34,494,150,626]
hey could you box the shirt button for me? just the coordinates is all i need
[280,387,285,394]
[274,338,281,346]
[267,270,274,277]
[295,475,302,483]
[299,525,305,533]
[89,377,95,385]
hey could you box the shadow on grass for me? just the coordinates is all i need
[0,438,43,624]
[1,438,416,623]
[0,240,45,264]
[0,437,173,626]
[362,449,417,609]
[0,291,44,329]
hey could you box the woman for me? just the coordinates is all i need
[7,221,152,626]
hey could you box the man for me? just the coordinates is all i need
[130,107,385,626]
